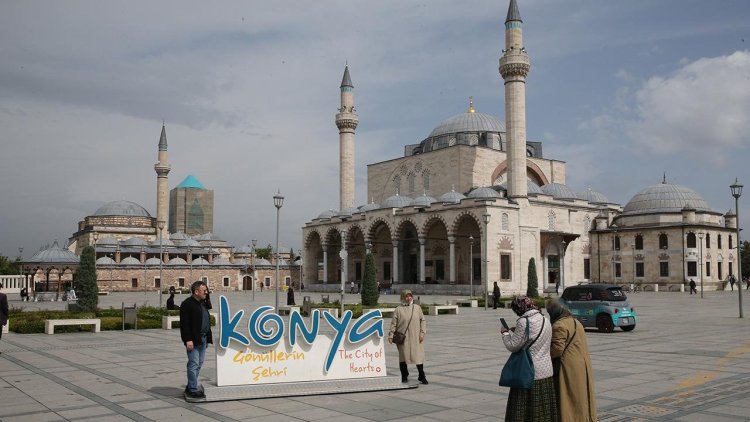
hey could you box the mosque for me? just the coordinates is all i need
[19,127,300,298]
[301,0,740,296]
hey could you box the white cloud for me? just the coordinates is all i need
[627,51,750,161]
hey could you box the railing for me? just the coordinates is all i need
[0,275,27,292]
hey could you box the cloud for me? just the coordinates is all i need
[626,51,750,161]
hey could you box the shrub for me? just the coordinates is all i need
[75,246,98,312]
[361,252,379,306]
[527,258,539,298]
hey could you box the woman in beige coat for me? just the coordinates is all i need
[547,299,596,422]
[388,289,427,384]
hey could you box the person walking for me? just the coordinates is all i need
[287,284,296,305]
[0,283,8,354]
[500,296,558,422]
[745,276,749,290]
[546,299,596,422]
[388,289,428,384]
[729,275,736,291]
[180,281,213,400]
[167,286,179,310]
[493,281,501,309]
[689,279,697,295]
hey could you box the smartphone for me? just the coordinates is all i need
[500,318,509,330]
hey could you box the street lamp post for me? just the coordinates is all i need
[698,232,704,298]
[252,239,257,301]
[483,213,490,310]
[274,191,284,313]
[730,178,743,318]
[158,220,165,308]
[469,235,474,298]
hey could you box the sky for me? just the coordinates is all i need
[1,0,749,259]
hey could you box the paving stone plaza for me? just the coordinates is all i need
[1,290,749,421]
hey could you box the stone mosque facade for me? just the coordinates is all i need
[301,0,740,296]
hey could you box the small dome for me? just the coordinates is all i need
[410,194,437,208]
[168,257,188,265]
[577,189,610,204]
[120,256,141,265]
[438,190,466,204]
[468,187,501,200]
[96,256,116,265]
[623,182,712,215]
[212,256,232,265]
[170,231,188,240]
[429,111,506,138]
[152,238,174,247]
[185,238,201,247]
[335,207,359,218]
[359,202,380,212]
[123,237,148,246]
[541,183,577,200]
[255,258,272,266]
[499,180,543,195]
[235,245,254,254]
[144,257,162,265]
[93,200,151,217]
[381,194,413,208]
[191,257,209,266]
[27,241,79,264]
[317,209,337,220]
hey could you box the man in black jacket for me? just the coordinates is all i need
[0,283,8,353]
[180,281,212,399]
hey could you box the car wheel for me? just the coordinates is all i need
[596,314,614,333]
[621,325,636,332]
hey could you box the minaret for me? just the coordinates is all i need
[154,124,171,227]
[336,65,358,210]
[499,0,530,199]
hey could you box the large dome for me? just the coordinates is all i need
[623,183,712,215]
[428,111,506,138]
[94,200,151,217]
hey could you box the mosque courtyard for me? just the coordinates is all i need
[1,290,749,421]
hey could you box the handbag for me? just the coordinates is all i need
[499,314,545,389]
[392,305,415,345]
[552,320,577,377]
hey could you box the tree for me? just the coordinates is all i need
[741,240,750,279]
[75,246,98,312]
[526,257,539,298]
[0,255,18,275]
[361,252,379,306]
[255,245,272,260]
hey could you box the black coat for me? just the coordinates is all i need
[179,295,213,346]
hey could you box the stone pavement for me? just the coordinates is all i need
[1,290,750,421]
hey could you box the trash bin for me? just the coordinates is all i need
[303,296,312,316]
[122,303,137,330]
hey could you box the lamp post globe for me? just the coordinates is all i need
[273,191,284,314]
[730,178,743,318]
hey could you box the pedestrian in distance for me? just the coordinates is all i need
[500,296,558,422]
[0,283,8,354]
[555,278,560,295]
[547,299,596,422]
[350,280,355,294]
[729,275,736,291]
[20,286,28,302]
[689,279,697,295]
[388,289,428,385]
[167,286,179,310]
[745,276,750,290]
[180,281,213,400]
[493,281,501,309]
[287,284,296,305]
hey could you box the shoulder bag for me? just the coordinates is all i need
[392,305,415,345]
[499,314,545,389]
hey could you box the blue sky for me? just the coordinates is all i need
[1,0,749,257]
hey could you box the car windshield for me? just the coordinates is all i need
[603,287,627,301]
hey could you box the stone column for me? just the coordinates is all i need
[392,240,399,284]
[448,236,456,284]
[419,237,426,284]
[322,243,329,284]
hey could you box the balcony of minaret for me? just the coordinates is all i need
[499,54,530,79]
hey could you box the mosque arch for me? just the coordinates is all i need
[366,217,392,242]
[490,161,548,187]
[422,216,450,284]
[450,211,483,236]
[395,220,420,284]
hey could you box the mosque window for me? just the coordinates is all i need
[635,235,643,250]
[407,173,415,193]
[178,277,185,287]
[131,278,138,288]
[635,262,644,278]
[686,233,697,248]
[687,261,697,277]
[583,259,591,279]
[659,234,669,250]
[718,235,722,249]
[584,216,591,234]
[614,236,621,251]
[548,210,556,230]
[659,261,669,277]
[729,235,733,249]
[155,277,161,288]
[706,233,711,248]
[393,175,401,195]
[422,170,430,190]
[502,213,509,231]
[705,261,711,277]
[500,254,511,280]
[615,262,621,278]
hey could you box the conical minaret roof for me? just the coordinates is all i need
[340,66,353,88]
[506,0,522,23]
[158,124,168,151]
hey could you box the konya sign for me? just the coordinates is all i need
[216,296,387,386]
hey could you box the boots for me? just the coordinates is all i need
[417,364,428,385]
[399,362,409,383]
